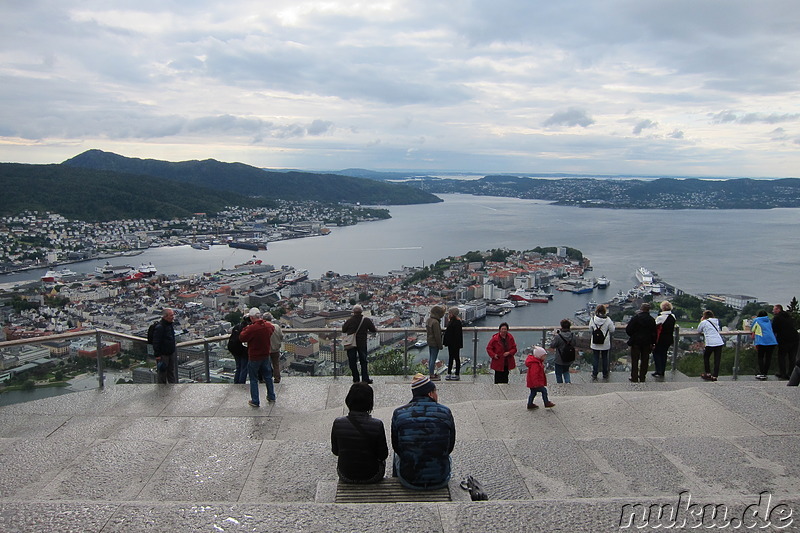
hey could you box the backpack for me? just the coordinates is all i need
[227,322,246,354]
[146,321,159,344]
[591,321,607,345]
[558,333,576,363]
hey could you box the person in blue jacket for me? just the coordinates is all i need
[751,310,778,381]
[391,373,456,490]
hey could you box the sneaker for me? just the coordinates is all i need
[273,377,281,384]
[445,375,452,380]
[756,375,767,381]
[267,397,276,403]
[452,375,460,381]
[544,402,556,408]
[527,403,538,409]
[248,400,259,408]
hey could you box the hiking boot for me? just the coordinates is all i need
[544,401,556,408]
[527,403,538,409]
[248,400,259,408]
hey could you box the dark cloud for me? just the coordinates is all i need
[543,109,595,128]
[711,111,800,125]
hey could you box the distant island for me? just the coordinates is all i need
[402,175,800,209]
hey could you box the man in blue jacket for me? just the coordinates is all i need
[391,373,456,490]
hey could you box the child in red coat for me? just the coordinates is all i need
[525,346,555,409]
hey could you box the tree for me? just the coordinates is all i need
[787,297,800,324]
[370,349,426,376]
[224,310,243,325]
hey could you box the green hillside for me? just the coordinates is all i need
[63,150,442,205]
[0,163,270,221]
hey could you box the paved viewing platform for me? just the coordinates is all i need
[1,373,798,532]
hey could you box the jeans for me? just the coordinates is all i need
[428,346,440,376]
[554,363,571,383]
[528,386,549,405]
[756,345,775,376]
[393,453,450,490]
[630,345,651,382]
[592,349,609,378]
[156,352,178,384]
[248,359,275,405]
[346,347,370,382]
[703,345,723,377]
[447,346,461,375]
[233,353,248,384]
[652,345,670,376]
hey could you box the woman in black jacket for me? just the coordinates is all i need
[443,307,463,380]
[331,383,388,483]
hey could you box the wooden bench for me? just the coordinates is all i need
[335,477,451,503]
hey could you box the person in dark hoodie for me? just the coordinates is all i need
[331,382,388,484]
[651,301,676,380]
[549,319,575,383]
[772,304,799,381]
[443,307,463,381]
[626,303,657,383]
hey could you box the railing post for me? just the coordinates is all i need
[541,329,547,348]
[333,336,339,380]
[203,340,211,383]
[671,325,680,374]
[95,330,105,389]
[733,333,741,381]
[403,329,409,377]
[472,328,478,378]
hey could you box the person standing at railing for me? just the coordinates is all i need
[751,310,778,381]
[588,304,615,380]
[153,308,178,384]
[426,305,445,381]
[264,312,283,384]
[342,305,377,384]
[227,315,250,384]
[443,307,463,381]
[626,303,657,383]
[772,304,799,381]
[486,322,517,384]
[240,307,276,406]
[549,319,575,384]
[651,301,676,380]
[697,310,724,381]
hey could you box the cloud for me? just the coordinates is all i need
[633,119,658,135]
[543,109,595,128]
[711,111,800,125]
[1,0,800,176]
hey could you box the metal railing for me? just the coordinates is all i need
[0,324,754,388]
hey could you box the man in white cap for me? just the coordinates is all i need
[391,373,456,490]
[239,307,276,406]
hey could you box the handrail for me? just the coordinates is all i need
[1,325,754,388]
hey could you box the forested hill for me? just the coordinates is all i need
[0,163,269,221]
[63,150,442,206]
[406,175,800,209]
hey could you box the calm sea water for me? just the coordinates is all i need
[4,194,799,306]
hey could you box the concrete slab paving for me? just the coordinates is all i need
[0,377,797,532]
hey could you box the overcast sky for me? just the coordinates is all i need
[2,0,799,176]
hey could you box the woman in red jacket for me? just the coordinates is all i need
[486,322,517,384]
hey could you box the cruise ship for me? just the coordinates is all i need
[508,288,551,303]
[595,276,609,289]
[635,267,654,284]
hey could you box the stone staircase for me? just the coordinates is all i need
[0,373,798,532]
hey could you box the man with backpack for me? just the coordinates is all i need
[152,308,178,384]
[550,319,576,383]
[227,315,250,384]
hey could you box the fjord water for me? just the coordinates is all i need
[5,194,798,306]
